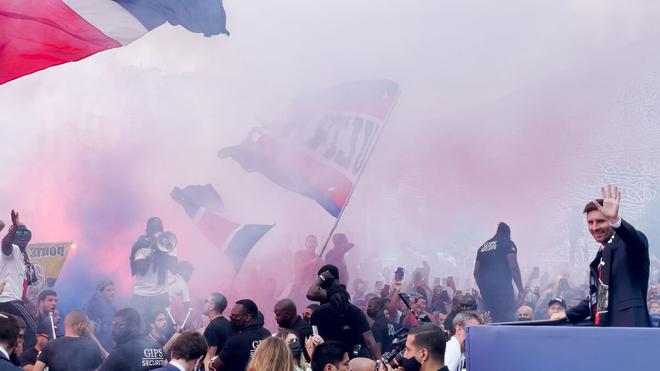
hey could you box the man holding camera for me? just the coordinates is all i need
[401,323,448,371]
[129,217,178,326]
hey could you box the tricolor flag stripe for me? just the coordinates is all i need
[194,210,240,248]
[0,0,228,85]
[219,132,352,217]
[171,185,273,272]
[63,0,148,45]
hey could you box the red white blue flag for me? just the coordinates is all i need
[0,0,229,85]
[218,79,400,217]
[171,184,273,273]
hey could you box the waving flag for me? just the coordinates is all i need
[218,79,400,217]
[0,0,229,85]
[171,185,273,272]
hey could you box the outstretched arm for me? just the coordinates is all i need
[2,211,18,256]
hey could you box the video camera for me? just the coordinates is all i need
[381,328,408,367]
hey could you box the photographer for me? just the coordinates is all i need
[129,217,178,325]
[400,323,448,371]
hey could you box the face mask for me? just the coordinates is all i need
[401,349,422,371]
[288,340,303,359]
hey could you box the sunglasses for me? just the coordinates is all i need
[15,230,30,237]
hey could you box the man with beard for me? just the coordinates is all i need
[0,210,39,349]
[553,186,652,327]
[274,299,312,342]
[366,297,400,355]
[212,299,270,371]
[34,289,62,338]
[202,292,233,371]
[473,222,523,322]
[100,307,166,371]
[130,217,177,326]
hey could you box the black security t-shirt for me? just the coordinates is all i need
[100,335,166,371]
[288,315,313,341]
[37,336,103,371]
[203,316,235,352]
[371,314,401,353]
[311,303,370,351]
[218,324,271,371]
[476,237,517,294]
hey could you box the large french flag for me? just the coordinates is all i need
[0,0,229,85]
[171,184,273,273]
[218,79,400,217]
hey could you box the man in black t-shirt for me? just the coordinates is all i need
[311,288,380,360]
[202,292,234,370]
[366,297,400,354]
[34,311,103,371]
[100,307,166,371]
[473,222,523,322]
[274,298,312,340]
[212,299,270,371]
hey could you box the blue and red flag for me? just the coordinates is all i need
[171,184,273,273]
[218,79,400,217]
[0,0,229,85]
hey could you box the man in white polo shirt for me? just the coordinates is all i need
[444,312,481,371]
[0,210,38,349]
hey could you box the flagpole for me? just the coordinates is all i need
[318,87,401,258]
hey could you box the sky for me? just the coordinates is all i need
[2,0,660,312]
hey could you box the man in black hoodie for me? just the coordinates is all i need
[473,222,523,322]
[100,307,166,371]
[212,299,270,371]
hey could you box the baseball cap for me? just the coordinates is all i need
[548,297,567,309]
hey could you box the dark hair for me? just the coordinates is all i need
[317,264,339,279]
[306,303,320,312]
[37,289,57,303]
[11,314,26,330]
[114,307,142,332]
[210,292,228,313]
[0,313,20,348]
[170,332,208,361]
[495,222,511,239]
[236,299,259,317]
[409,323,447,361]
[311,341,347,371]
[147,309,168,325]
[583,199,604,214]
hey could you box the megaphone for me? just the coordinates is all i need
[156,231,177,253]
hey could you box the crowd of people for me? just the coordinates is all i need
[0,185,659,371]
